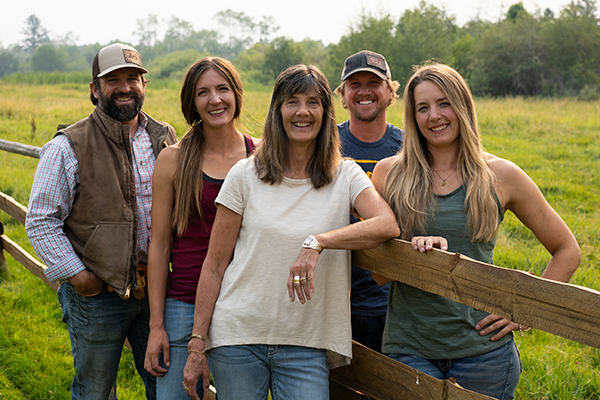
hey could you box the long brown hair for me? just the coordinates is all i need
[384,63,499,241]
[254,64,341,188]
[172,57,243,234]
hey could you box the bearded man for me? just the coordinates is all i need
[26,43,177,399]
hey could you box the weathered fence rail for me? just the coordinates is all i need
[354,240,600,349]
[0,138,41,158]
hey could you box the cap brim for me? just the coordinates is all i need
[97,64,148,78]
[342,67,388,81]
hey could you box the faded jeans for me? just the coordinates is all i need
[157,297,203,399]
[58,282,156,400]
[386,340,521,400]
[208,344,329,400]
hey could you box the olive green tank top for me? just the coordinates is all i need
[382,184,513,359]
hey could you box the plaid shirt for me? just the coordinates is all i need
[26,114,155,283]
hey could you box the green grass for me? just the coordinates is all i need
[1,83,599,398]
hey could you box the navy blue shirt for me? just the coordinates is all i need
[338,120,403,316]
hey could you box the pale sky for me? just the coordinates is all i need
[1,0,572,48]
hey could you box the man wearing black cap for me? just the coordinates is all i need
[334,50,403,353]
[26,43,177,399]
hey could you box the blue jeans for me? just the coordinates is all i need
[58,282,156,400]
[351,314,386,353]
[386,340,521,400]
[157,298,203,399]
[208,345,329,400]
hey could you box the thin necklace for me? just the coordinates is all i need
[432,167,457,186]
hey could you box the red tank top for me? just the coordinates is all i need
[166,134,256,304]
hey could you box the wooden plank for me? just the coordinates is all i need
[330,341,493,400]
[330,378,366,400]
[0,139,41,158]
[0,234,58,290]
[0,191,28,226]
[353,239,600,349]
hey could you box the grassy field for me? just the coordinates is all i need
[0,82,599,399]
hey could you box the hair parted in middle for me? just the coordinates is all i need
[383,62,499,241]
[173,56,243,235]
[254,64,341,188]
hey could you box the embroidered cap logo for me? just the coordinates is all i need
[123,49,142,67]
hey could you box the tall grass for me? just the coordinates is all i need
[0,83,599,398]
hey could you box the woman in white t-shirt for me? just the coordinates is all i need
[181,64,399,400]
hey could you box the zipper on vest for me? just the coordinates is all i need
[124,284,131,299]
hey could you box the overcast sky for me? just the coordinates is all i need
[1,0,572,48]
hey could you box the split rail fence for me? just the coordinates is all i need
[2,138,600,399]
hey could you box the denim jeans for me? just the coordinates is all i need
[157,298,203,399]
[58,282,156,400]
[207,345,329,400]
[351,314,386,353]
[386,340,521,400]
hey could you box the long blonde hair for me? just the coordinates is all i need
[254,64,341,188]
[384,63,498,241]
[172,57,243,235]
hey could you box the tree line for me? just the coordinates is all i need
[1,0,599,99]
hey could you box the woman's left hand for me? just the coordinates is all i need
[475,314,521,341]
[287,248,319,304]
[411,236,448,252]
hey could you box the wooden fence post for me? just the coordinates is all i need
[0,221,8,278]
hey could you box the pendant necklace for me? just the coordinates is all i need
[433,167,457,186]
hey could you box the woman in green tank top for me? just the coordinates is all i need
[371,63,581,399]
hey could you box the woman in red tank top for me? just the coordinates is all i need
[144,57,259,399]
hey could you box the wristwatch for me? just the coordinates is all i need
[302,235,323,254]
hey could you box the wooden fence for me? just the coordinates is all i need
[2,138,600,399]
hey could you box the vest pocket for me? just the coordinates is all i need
[82,222,133,294]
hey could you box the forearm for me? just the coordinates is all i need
[147,246,171,330]
[315,214,399,251]
[190,264,225,342]
[26,213,85,282]
[541,242,581,283]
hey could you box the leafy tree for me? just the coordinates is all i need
[326,11,396,86]
[31,44,67,72]
[507,2,528,20]
[163,16,194,53]
[394,1,458,83]
[233,43,271,85]
[146,49,207,80]
[541,0,600,95]
[477,11,543,95]
[257,16,280,44]
[215,9,256,58]
[0,50,19,77]
[22,14,50,53]
[263,37,306,79]
[134,14,160,48]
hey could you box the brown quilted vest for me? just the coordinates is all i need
[58,107,177,296]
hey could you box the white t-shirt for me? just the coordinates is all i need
[209,157,373,368]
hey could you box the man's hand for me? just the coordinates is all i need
[69,269,105,296]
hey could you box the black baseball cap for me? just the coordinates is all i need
[340,50,392,81]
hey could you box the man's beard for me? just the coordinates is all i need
[351,98,388,123]
[98,88,145,123]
